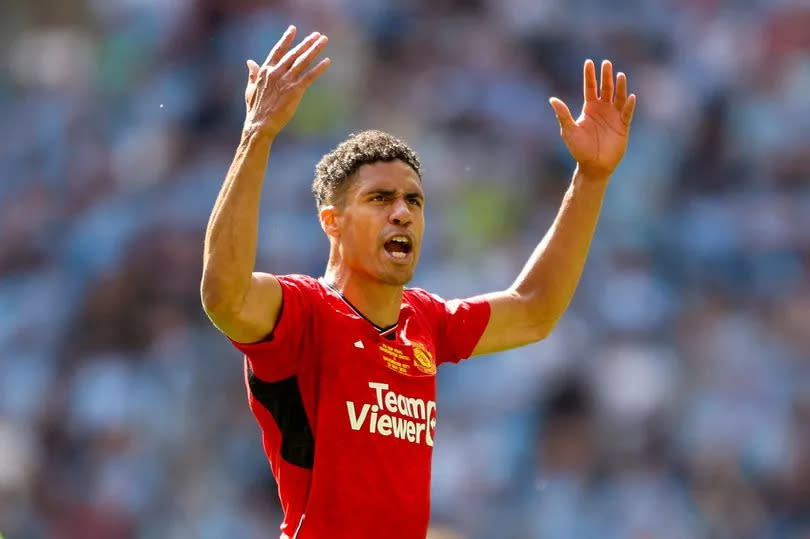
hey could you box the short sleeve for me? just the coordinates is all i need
[229,274,321,381]
[409,289,491,365]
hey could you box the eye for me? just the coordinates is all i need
[408,198,423,207]
[371,195,385,202]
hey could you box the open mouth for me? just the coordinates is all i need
[383,235,413,260]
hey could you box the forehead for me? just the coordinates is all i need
[349,160,423,197]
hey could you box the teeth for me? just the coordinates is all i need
[390,236,410,244]
[390,251,407,259]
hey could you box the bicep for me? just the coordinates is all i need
[208,272,283,344]
[470,290,550,357]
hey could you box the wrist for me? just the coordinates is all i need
[241,121,277,146]
[573,164,611,185]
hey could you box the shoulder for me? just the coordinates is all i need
[267,274,332,325]
[277,273,322,289]
[404,287,467,314]
[403,287,440,307]
[403,287,492,363]
[276,274,329,301]
[403,287,449,321]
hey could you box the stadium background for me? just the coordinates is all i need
[2,0,810,537]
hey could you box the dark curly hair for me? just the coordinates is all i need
[312,130,422,210]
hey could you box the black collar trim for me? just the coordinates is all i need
[320,278,398,334]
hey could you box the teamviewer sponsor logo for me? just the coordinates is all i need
[346,382,437,447]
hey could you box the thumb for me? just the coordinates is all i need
[246,59,260,82]
[549,97,575,130]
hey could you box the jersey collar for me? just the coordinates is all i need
[319,278,399,338]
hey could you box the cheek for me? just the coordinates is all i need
[343,215,380,253]
[415,218,425,242]
[365,227,381,253]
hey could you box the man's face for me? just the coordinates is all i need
[330,160,425,286]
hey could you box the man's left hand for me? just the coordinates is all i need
[550,59,636,180]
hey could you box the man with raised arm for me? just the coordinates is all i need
[201,25,636,539]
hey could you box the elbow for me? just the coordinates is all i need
[200,282,218,314]
[200,283,241,336]
[200,283,221,320]
[527,311,559,342]
[200,264,253,326]
[529,316,558,343]
[200,278,236,319]
[519,291,566,342]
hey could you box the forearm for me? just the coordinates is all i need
[511,166,609,325]
[201,129,274,312]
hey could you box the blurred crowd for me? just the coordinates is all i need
[1,0,809,537]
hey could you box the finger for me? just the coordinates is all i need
[583,59,597,102]
[549,97,576,130]
[276,32,323,74]
[290,35,328,77]
[600,60,614,102]
[621,94,637,125]
[246,59,260,83]
[296,57,332,88]
[263,25,297,67]
[615,72,627,110]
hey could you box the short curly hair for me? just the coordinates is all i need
[312,130,422,210]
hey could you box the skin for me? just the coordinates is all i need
[201,27,636,353]
[472,59,636,355]
[321,160,426,329]
[326,161,425,286]
[201,27,331,343]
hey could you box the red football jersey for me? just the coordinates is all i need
[229,274,490,538]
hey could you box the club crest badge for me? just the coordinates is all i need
[411,342,436,375]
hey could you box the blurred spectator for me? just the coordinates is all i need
[1,0,808,537]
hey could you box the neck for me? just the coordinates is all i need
[324,263,403,329]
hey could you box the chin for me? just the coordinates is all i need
[385,275,413,287]
[380,268,414,287]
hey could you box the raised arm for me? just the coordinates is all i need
[201,26,330,343]
[472,59,636,356]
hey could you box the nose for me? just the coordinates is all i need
[389,198,412,226]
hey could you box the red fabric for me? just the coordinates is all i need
[230,274,490,538]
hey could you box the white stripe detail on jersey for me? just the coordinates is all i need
[291,513,306,539]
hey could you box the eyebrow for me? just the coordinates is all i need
[364,189,424,201]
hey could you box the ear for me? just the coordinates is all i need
[319,205,341,238]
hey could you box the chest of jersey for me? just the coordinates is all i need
[312,301,440,450]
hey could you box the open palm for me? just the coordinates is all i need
[550,60,636,179]
[243,26,331,140]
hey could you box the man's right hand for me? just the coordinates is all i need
[243,26,331,140]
